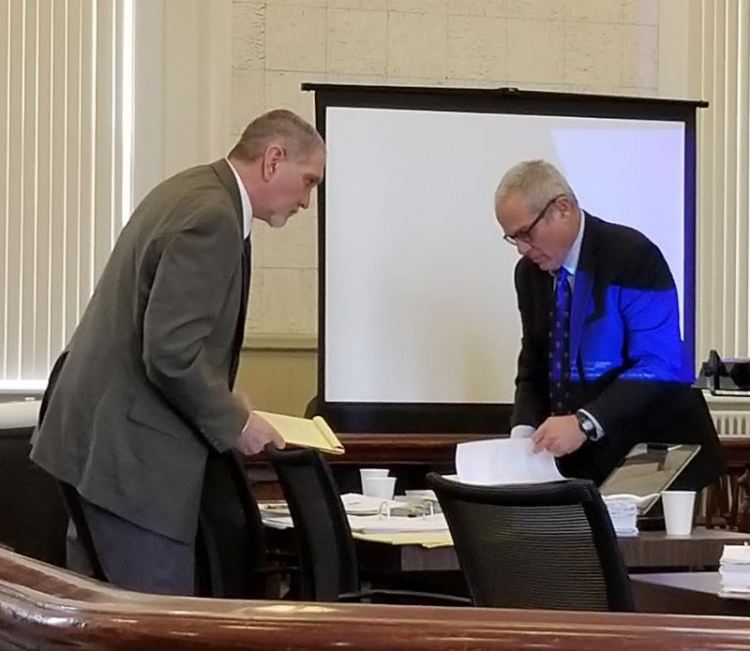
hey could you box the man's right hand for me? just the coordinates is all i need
[236,410,286,456]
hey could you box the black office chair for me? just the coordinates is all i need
[426,473,634,612]
[0,423,68,567]
[196,449,296,598]
[34,354,108,582]
[265,446,469,605]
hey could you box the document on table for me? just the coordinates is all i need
[340,493,408,515]
[455,438,564,485]
[347,513,448,534]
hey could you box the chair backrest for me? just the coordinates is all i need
[265,447,359,601]
[57,481,108,582]
[426,473,634,612]
[196,450,270,598]
[0,424,67,567]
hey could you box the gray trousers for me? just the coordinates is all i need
[67,496,195,596]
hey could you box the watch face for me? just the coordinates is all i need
[577,414,596,439]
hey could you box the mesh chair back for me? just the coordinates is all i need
[427,474,634,612]
[196,450,269,598]
[266,447,359,601]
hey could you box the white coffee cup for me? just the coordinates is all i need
[359,468,389,492]
[662,490,696,536]
[361,476,396,500]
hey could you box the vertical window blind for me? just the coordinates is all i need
[697,0,750,360]
[0,0,132,390]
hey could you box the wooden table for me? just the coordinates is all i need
[633,572,750,616]
[355,528,750,574]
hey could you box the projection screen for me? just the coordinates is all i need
[307,85,701,432]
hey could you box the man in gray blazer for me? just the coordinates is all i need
[31,109,326,595]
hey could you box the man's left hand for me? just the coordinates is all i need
[532,415,586,457]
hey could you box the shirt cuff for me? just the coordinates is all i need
[579,409,605,438]
[510,424,536,439]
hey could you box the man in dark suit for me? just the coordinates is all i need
[30,109,326,595]
[495,160,724,490]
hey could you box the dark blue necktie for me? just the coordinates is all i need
[549,267,572,415]
[229,237,251,387]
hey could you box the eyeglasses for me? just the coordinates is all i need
[503,194,566,245]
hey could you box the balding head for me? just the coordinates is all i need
[229,109,325,164]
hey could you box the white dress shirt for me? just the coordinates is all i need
[225,158,252,238]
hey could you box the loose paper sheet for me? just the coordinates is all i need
[456,438,564,485]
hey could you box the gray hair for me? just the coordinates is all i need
[229,109,324,162]
[494,160,578,212]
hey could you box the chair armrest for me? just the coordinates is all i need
[338,588,472,606]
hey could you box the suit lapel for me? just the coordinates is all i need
[210,160,244,235]
[228,239,251,387]
[210,159,250,387]
[570,212,595,365]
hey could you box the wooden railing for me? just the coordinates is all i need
[2,548,750,651]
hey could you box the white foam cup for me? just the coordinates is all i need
[359,468,389,492]
[361,476,396,500]
[662,490,696,536]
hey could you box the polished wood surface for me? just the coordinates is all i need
[249,433,494,467]
[717,436,750,466]
[331,433,494,464]
[354,528,750,574]
[5,549,750,650]
[632,571,750,616]
[619,528,750,568]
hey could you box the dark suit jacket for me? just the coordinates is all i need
[31,160,250,543]
[512,212,725,490]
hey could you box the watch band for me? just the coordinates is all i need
[575,410,601,442]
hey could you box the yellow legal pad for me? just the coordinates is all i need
[255,411,345,455]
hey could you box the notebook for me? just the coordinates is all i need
[255,411,345,455]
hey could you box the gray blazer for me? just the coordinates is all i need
[31,160,250,543]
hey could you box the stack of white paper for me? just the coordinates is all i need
[455,438,564,485]
[719,545,750,595]
[602,496,639,537]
